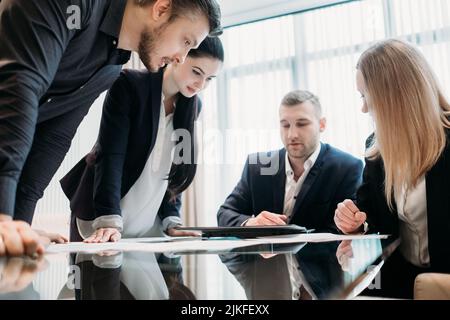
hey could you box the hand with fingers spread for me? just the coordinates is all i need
[0,220,46,257]
[334,199,367,234]
[84,228,121,243]
[244,211,288,226]
[166,227,201,237]
[34,230,68,244]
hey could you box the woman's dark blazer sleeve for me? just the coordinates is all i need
[93,72,135,217]
[60,72,134,220]
[355,134,399,236]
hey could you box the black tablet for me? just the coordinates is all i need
[174,224,313,238]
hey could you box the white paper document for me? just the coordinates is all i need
[46,233,389,254]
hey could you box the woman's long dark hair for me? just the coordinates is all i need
[166,36,224,199]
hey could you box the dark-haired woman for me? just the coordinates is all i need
[61,37,224,242]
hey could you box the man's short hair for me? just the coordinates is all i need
[135,0,223,36]
[281,90,322,117]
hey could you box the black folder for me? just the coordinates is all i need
[174,224,313,239]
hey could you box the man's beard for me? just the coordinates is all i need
[288,149,307,160]
[287,143,316,161]
[138,24,166,72]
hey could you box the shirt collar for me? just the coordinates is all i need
[161,93,177,117]
[285,143,322,179]
[99,0,127,39]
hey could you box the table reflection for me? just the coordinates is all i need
[220,238,394,300]
[0,238,398,300]
[72,251,194,300]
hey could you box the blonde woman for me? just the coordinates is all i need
[334,39,450,298]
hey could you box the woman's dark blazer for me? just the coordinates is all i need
[60,69,201,222]
[357,130,450,271]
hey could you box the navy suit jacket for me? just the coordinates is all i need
[60,69,200,222]
[217,144,364,232]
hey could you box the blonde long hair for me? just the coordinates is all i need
[357,39,450,209]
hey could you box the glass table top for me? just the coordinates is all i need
[0,237,399,300]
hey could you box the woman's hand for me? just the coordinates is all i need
[84,228,121,243]
[334,200,367,234]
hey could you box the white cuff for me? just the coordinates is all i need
[162,216,182,232]
[92,215,123,232]
[241,215,255,226]
[362,222,369,234]
[74,252,123,269]
[77,215,123,240]
[92,252,123,269]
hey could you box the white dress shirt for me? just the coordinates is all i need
[283,144,321,218]
[394,177,430,267]
[77,95,181,239]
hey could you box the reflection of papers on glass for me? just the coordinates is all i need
[46,239,265,254]
[179,242,309,256]
[237,242,308,255]
[342,260,384,300]
[119,237,197,243]
[255,233,389,245]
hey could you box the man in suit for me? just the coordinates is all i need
[0,0,221,255]
[217,90,363,232]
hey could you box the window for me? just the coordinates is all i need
[197,0,450,229]
[193,1,450,295]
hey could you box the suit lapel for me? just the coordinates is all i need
[272,149,287,214]
[290,144,327,220]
